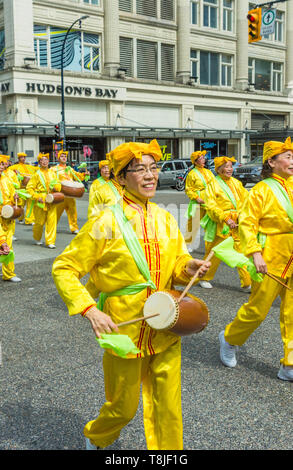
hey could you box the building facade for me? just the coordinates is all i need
[0,0,293,163]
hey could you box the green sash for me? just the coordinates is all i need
[185,168,207,219]
[97,202,157,311]
[215,175,237,209]
[263,178,293,224]
[0,185,3,205]
[107,181,121,202]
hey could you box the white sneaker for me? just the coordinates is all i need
[19,220,25,224]
[35,241,43,246]
[71,230,79,234]
[219,330,237,368]
[6,276,22,283]
[277,365,293,382]
[12,236,18,241]
[241,285,251,293]
[85,437,98,450]
[199,280,213,289]
[47,244,56,249]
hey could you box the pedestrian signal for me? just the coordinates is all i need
[54,124,60,139]
[247,7,262,43]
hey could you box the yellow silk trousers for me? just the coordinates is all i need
[33,205,58,245]
[201,236,251,288]
[56,197,78,232]
[225,275,293,365]
[0,218,16,279]
[84,340,183,450]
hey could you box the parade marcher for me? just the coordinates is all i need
[52,150,90,234]
[88,159,123,219]
[199,156,251,290]
[219,138,293,381]
[9,152,36,225]
[52,139,211,450]
[185,150,215,261]
[0,155,21,282]
[26,153,61,249]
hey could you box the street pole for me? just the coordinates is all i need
[60,15,89,151]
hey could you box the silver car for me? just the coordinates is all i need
[157,159,192,188]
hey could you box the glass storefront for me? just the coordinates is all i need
[125,138,179,160]
[194,139,227,160]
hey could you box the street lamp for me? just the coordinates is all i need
[60,15,89,150]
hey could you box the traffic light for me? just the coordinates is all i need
[54,124,60,139]
[247,7,262,43]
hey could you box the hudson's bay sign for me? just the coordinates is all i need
[0,80,127,100]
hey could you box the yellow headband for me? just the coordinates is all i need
[17,152,27,158]
[38,152,50,161]
[107,139,162,176]
[190,150,207,165]
[58,150,68,159]
[214,156,236,172]
[99,159,111,170]
[263,137,293,163]
[0,154,9,163]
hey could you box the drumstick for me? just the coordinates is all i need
[266,272,291,290]
[117,313,160,327]
[178,250,215,303]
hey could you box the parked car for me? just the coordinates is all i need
[233,156,263,187]
[157,159,192,189]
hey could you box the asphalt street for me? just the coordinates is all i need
[0,188,292,451]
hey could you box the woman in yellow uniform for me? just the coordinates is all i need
[52,139,210,450]
[219,138,293,381]
[0,155,21,282]
[52,151,90,234]
[9,152,36,225]
[88,159,123,219]
[200,156,251,290]
[26,153,61,249]
[185,150,215,265]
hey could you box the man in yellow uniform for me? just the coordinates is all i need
[52,151,89,234]
[219,138,293,381]
[185,150,215,263]
[0,155,21,282]
[199,156,251,291]
[9,152,36,225]
[88,159,123,219]
[52,139,211,450]
[26,153,61,249]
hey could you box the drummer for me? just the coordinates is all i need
[26,153,61,249]
[0,155,21,282]
[9,152,36,225]
[52,150,90,234]
[88,159,123,219]
[184,150,215,257]
[52,139,211,450]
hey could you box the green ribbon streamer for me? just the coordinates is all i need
[96,334,141,358]
[263,178,293,224]
[200,213,217,242]
[15,189,32,200]
[77,162,87,169]
[0,250,14,265]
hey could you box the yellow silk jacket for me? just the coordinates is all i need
[26,168,61,210]
[204,175,248,238]
[52,190,193,358]
[185,167,215,201]
[239,174,293,279]
[4,168,20,187]
[9,162,36,177]
[0,173,16,238]
[88,178,123,219]
[51,164,86,183]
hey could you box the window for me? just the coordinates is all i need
[137,39,158,80]
[119,0,132,12]
[249,58,283,92]
[263,10,284,43]
[203,0,218,29]
[161,0,174,20]
[223,0,233,32]
[190,0,198,25]
[0,30,5,70]
[136,0,157,17]
[161,43,175,81]
[83,0,99,4]
[194,50,232,87]
[120,37,133,76]
[34,25,100,73]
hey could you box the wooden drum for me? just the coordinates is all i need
[143,289,209,336]
[21,176,31,188]
[61,181,85,198]
[45,192,65,204]
[1,204,24,220]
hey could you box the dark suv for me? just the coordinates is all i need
[233,156,263,187]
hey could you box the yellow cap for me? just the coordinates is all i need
[214,156,236,172]
[263,137,293,163]
[58,150,68,159]
[99,159,112,170]
[190,150,207,165]
[17,152,27,158]
[38,152,50,161]
[106,139,162,176]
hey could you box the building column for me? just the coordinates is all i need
[3,0,35,68]
[104,0,120,78]
[235,0,249,91]
[176,0,190,84]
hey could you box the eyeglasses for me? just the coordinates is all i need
[126,165,159,177]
